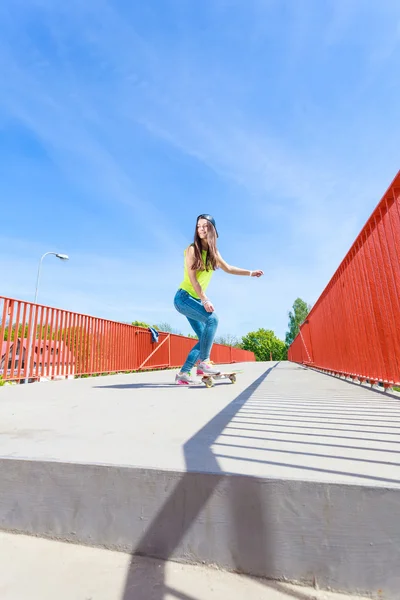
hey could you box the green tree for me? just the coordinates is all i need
[240,329,287,361]
[131,320,152,328]
[285,298,311,346]
[60,325,97,374]
[3,323,29,341]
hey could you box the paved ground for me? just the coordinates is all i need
[1,362,399,597]
[0,532,371,600]
[0,361,399,487]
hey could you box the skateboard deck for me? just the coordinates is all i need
[200,370,242,388]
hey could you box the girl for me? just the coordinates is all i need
[173,214,264,385]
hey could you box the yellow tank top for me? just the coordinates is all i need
[179,247,214,299]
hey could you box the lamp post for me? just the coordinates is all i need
[24,252,69,384]
[34,252,69,304]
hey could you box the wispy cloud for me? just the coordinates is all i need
[0,5,184,252]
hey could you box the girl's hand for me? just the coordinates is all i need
[202,299,215,312]
[251,270,264,277]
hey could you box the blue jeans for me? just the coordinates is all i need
[174,288,219,373]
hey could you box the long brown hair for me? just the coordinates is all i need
[191,220,218,271]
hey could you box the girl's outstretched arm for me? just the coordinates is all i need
[217,252,264,277]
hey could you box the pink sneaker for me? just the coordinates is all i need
[175,372,196,385]
[197,361,221,375]
[196,360,215,375]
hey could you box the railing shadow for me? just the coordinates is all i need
[121,364,280,599]
[120,361,399,598]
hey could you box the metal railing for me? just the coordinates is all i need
[288,170,400,387]
[0,296,255,382]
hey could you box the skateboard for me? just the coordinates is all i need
[200,371,241,388]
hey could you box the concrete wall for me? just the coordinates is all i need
[0,457,399,598]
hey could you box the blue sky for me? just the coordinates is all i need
[0,0,399,340]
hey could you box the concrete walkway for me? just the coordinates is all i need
[0,532,371,600]
[1,362,399,597]
[0,361,399,486]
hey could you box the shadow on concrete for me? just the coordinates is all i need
[308,367,400,401]
[119,360,398,598]
[232,415,400,428]
[94,383,180,389]
[93,382,234,390]
[121,556,320,600]
[120,363,307,600]
[221,432,400,454]
[227,424,400,445]
[214,453,400,486]
[230,421,400,436]
[240,406,400,417]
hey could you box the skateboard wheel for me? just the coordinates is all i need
[203,378,214,388]
[229,374,236,383]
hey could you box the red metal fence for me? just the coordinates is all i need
[0,296,254,382]
[288,170,400,387]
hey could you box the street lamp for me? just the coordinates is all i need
[34,252,69,304]
[24,252,69,384]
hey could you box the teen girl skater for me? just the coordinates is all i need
[173,214,264,385]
